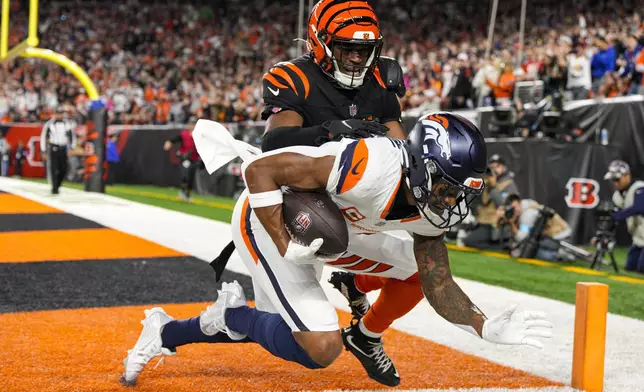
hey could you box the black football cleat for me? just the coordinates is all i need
[341,320,400,387]
[328,271,371,318]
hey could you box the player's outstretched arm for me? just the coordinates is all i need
[413,233,554,348]
[244,153,334,256]
[412,233,488,336]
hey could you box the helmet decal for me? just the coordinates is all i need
[421,115,452,160]
[405,111,487,229]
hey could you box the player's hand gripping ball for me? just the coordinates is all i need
[282,189,349,257]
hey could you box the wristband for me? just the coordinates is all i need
[248,190,283,208]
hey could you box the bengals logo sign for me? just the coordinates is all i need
[565,178,600,209]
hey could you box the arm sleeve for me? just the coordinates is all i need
[261,125,328,152]
[611,188,644,220]
[168,134,182,144]
[380,90,402,124]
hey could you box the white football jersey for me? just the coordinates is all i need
[324,137,449,238]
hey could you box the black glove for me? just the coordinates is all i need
[319,119,389,144]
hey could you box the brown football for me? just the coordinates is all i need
[282,189,349,256]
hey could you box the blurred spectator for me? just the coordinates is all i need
[621,34,643,94]
[447,54,474,109]
[106,134,120,185]
[0,135,10,176]
[486,62,516,105]
[597,72,626,97]
[590,36,616,93]
[163,124,201,202]
[1,0,644,124]
[13,140,27,177]
[566,43,592,100]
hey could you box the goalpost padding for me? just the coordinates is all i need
[572,282,609,392]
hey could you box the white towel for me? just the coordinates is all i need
[192,119,261,174]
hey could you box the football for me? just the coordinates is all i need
[282,189,349,256]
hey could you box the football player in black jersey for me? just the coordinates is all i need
[259,0,419,386]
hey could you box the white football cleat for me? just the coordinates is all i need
[121,307,175,386]
[200,280,247,340]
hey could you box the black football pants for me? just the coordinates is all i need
[48,145,68,194]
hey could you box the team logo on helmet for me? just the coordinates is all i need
[421,114,452,160]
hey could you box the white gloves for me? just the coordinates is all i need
[283,239,323,265]
[482,304,553,349]
[283,239,345,265]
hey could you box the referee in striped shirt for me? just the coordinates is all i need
[40,109,76,195]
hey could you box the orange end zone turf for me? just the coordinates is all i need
[0,304,561,392]
[0,228,185,262]
[0,194,62,214]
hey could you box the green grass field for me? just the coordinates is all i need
[28,178,644,320]
[28,179,235,222]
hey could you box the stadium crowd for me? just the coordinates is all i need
[0,0,643,124]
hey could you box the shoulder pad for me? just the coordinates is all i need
[262,62,311,100]
[377,56,406,97]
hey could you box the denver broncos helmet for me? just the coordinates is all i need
[307,0,383,89]
[405,112,487,229]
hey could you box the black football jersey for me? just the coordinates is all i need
[261,54,401,126]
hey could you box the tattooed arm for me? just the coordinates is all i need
[413,232,554,347]
[413,233,488,336]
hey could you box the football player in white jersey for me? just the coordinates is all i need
[122,113,553,386]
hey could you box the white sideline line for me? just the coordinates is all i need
[2,177,643,392]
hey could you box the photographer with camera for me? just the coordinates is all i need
[605,160,644,273]
[463,165,520,250]
[163,122,202,202]
[488,154,516,184]
[498,194,572,261]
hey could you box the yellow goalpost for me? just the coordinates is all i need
[1,0,100,100]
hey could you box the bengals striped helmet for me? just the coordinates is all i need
[307,0,383,89]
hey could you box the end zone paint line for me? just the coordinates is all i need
[0,213,104,232]
[0,177,233,265]
[0,193,61,214]
[0,228,185,263]
[0,303,559,392]
[3,178,644,390]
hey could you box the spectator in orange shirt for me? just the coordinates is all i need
[598,72,624,97]
[486,63,515,104]
[155,92,172,124]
